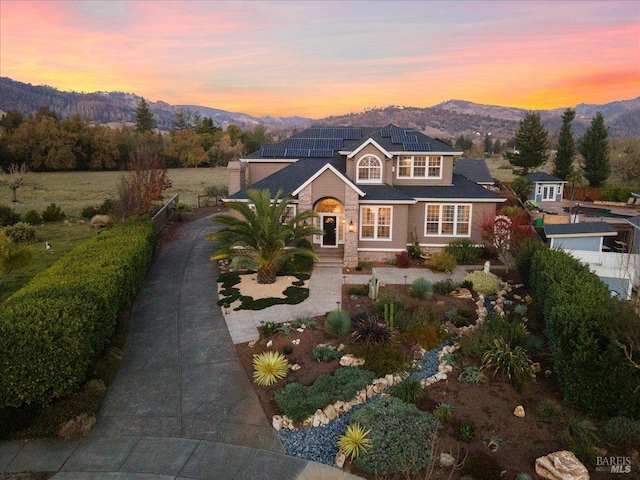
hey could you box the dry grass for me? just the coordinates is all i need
[1,167,227,218]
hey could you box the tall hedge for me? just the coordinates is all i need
[0,217,156,408]
[530,248,640,418]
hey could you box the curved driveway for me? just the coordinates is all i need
[1,215,357,479]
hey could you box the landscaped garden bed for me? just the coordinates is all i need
[234,266,639,479]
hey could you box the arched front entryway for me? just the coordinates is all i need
[314,197,345,248]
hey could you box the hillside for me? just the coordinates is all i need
[1,77,638,139]
[0,77,312,133]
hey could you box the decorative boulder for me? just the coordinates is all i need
[513,405,525,418]
[535,451,589,480]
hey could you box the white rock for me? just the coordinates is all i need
[334,451,346,468]
[440,453,456,467]
[248,339,259,348]
[535,450,589,480]
[385,374,395,386]
[531,362,541,373]
[435,372,448,381]
[266,340,273,348]
[296,328,304,332]
[272,415,283,430]
[513,405,525,418]
[292,338,300,345]
[291,363,301,371]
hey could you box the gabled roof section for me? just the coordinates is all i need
[346,137,392,159]
[544,222,617,238]
[395,174,506,202]
[525,172,565,183]
[454,159,494,184]
[226,154,346,200]
[292,163,365,197]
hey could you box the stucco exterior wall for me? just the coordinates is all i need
[310,170,348,205]
[392,156,455,186]
[357,204,409,250]
[406,201,497,246]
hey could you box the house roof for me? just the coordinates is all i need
[525,172,565,183]
[358,184,417,203]
[453,159,494,184]
[243,124,460,161]
[626,214,640,229]
[226,154,346,200]
[395,174,506,202]
[544,221,617,238]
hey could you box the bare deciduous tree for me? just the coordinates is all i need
[0,163,29,203]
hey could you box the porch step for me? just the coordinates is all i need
[316,250,344,268]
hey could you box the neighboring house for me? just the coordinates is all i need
[453,159,495,189]
[525,172,566,202]
[544,221,638,299]
[626,214,640,254]
[226,125,506,267]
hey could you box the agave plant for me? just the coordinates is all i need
[252,351,291,386]
[337,423,372,460]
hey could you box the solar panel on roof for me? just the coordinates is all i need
[261,148,287,156]
[309,149,336,158]
[390,133,406,144]
[305,127,361,140]
[402,142,431,152]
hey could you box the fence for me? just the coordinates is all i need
[152,194,179,233]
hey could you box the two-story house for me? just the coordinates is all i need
[225,125,505,267]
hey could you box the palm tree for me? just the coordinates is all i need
[208,189,323,284]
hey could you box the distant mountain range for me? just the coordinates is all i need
[1,77,638,140]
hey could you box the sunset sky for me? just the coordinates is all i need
[1,0,639,118]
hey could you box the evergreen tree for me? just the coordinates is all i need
[579,112,610,187]
[504,111,549,175]
[552,108,576,180]
[135,98,155,133]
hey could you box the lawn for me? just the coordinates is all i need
[0,167,228,301]
[0,167,228,218]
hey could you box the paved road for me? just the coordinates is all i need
[1,215,360,479]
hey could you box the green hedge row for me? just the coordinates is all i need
[529,248,640,418]
[0,217,156,408]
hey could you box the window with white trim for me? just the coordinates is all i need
[360,206,392,240]
[357,155,382,183]
[397,155,442,178]
[425,204,471,236]
[280,205,296,224]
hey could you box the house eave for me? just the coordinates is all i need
[346,138,393,159]
[413,197,507,203]
[240,158,298,163]
[291,163,366,197]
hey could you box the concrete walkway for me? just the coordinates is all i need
[224,265,471,344]
[0,215,361,480]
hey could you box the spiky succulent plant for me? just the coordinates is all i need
[338,423,372,460]
[252,351,291,386]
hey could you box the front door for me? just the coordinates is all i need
[542,185,556,201]
[322,215,337,247]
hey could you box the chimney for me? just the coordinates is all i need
[227,161,246,196]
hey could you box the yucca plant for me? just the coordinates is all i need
[324,309,352,337]
[409,277,433,300]
[337,423,372,460]
[252,351,291,386]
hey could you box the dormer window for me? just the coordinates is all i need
[357,155,382,183]
[397,155,442,179]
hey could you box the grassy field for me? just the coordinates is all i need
[1,222,100,302]
[1,167,228,218]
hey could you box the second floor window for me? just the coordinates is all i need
[397,155,442,178]
[357,155,382,183]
